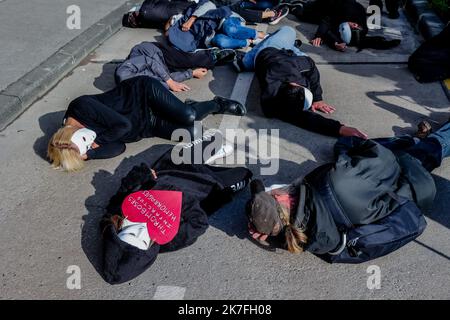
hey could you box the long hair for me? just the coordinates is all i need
[47,126,85,172]
[278,199,308,254]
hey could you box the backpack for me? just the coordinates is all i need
[311,166,428,264]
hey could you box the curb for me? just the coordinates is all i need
[0,1,134,131]
[404,0,446,39]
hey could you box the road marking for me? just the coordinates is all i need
[218,24,268,135]
[152,286,186,300]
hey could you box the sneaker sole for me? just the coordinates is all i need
[269,10,289,25]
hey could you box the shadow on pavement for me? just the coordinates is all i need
[33,110,65,161]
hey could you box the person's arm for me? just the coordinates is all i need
[159,205,209,252]
[182,1,217,31]
[115,60,139,83]
[170,69,194,82]
[106,163,157,214]
[306,59,323,102]
[86,142,126,160]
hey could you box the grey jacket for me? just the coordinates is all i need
[115,42,193,88]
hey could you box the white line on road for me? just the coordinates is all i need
[152,286,186,300]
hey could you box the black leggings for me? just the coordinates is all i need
[146,79,221,139]
[138,0,191,28]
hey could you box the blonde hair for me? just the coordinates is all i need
[278,203,308,254]
[47,126,85,172]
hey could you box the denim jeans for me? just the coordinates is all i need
[375,121,450,172]
[242,26,307,70]
[211,17,257,49]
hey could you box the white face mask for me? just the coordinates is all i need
[118,219,151,250]
[303,87,314,110]
[70,128,97,155]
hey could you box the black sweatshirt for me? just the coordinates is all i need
[255,48,342,137]
[64,76,161,159]
[102,148,253,284]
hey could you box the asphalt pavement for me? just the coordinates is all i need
[0,1,449,299]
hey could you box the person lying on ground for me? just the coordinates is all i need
[47,76,246,172]
[226,0,289,25]
[101,131,252,284]
[166,0,267,52]
[408,23,450,83]
[115,41,236,92]
[290,0,401,52]
[122,0,192,29]
[246,120,450,262]
[233,26,367,138]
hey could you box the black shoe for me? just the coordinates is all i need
[214,96,247,116]
[388,11,400,19]
[232,51,246,73]
[294,39,303,49]
[268,7,289,25]
[212,48,236,66]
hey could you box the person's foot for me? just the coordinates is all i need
[214,96,247,116]
[232,51,246,73]
[415,120,432,139]
[212,48,236,66]
[388,11,400,19]
[268,7,289,25]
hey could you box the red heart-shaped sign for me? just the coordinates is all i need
[121,190,183,245]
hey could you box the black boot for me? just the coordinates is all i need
[213,96,247,116]
[212,48,236,66]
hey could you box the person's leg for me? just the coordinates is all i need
[241,0,276,10]
[230,3,265,23]
[402,122,450,172]
[242,26,302,70]
[385,0,400,16]
[212,34,249,49]
[222,17,258,40]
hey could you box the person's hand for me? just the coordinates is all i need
[311,101,336,114]
[335,42,347,51]
[182,16,196,32]
[167,79,190,92]
[248,223,268,242]
[310,37,322,47]
[193,68,208,79]
[339,126,368,139]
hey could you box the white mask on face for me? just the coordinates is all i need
[118,219,151,250]
[70,128,97,155]
[303,87,314,110]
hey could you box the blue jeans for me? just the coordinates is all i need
[376,121,450,172]
[242,26,307,70]
[240,0,277,10]
[211,17,257,49]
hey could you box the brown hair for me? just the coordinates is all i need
[278,202,308,254]
[47,126,85,172]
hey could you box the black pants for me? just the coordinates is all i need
[147,79,221,139]
[139,0,191,28]
[154,41,216,71]
[369,0,400,14]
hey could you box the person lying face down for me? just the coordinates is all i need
[115,41,237,93]
[234,26,367,138]
[100,132,253,284]
[246,120,450,261]
[166,0,267,52]
[47,76,246,172]
[291,0,400,52]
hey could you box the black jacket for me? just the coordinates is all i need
[294,137,436,254]
[101,148,252,284]
[255,48,342,137]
